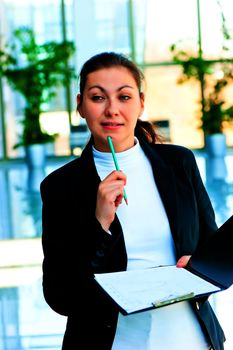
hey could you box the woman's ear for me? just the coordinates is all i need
[140,91,145,103]
[140,92,145,114]
[76,94,84,118]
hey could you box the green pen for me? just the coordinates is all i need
[107,136,128,205]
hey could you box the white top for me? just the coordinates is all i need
[93,140,209,350]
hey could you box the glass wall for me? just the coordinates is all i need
[0,0,145,158]
[200,0,233,59]
[143,0,233,149]
[0,0,233,160]
[144,0,198,63]
[0,0,76,158]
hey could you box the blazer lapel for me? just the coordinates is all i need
[140,140,180,247]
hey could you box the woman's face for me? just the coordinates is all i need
[77,66,144,152]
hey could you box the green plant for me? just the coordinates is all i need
[202,71,233,134]
[170,0,233,136]
[0,26,76,147]
[170,42,233,135]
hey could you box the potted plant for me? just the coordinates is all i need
[170,41,233,156]
[0,26,76,166]
[202,70,233,156]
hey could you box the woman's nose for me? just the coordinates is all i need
[105,99,119,116]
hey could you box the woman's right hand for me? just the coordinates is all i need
[95,170,127,232]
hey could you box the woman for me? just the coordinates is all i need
[41,52,225,349]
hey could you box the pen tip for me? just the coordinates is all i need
[125,198,128,205]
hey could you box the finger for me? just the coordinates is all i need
[98,181,125,199]
[103,170,127,185]
[176,255,191,268]
[106,187,124,205]
[97,184,125,212]
[115,194,123,207]
[95,188,124,230]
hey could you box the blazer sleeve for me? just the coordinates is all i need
[40,174,114,316]
[186,152,225,349]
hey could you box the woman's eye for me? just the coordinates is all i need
[91,95,104,101]
[120,95,131,101]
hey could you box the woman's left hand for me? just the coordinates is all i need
[176,255,191,268]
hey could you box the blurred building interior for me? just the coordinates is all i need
[0,0,233,349]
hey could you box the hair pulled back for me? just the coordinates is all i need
[78,51,159,143]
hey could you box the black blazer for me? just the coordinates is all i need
[41,137,225,350]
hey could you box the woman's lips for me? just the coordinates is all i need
[101,122,123,129]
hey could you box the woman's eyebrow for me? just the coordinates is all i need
[118,85,134,91]
[88,85,105,92]
[87,84,134,92]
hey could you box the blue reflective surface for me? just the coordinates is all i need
[0,152,233,350]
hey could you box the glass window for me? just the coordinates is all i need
[93,0,130,54]
[1,0,233,160]
[1,0,75,158]
[144,66,203,149]
[200,0,233,59]
[131,0,147,63]
[144,0,198,63]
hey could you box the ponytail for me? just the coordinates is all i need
[135,119,163,144]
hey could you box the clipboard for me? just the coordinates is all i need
[94,215,233,315]
[187,214,233,290]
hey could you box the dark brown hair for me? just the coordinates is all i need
[78,51,159,143]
